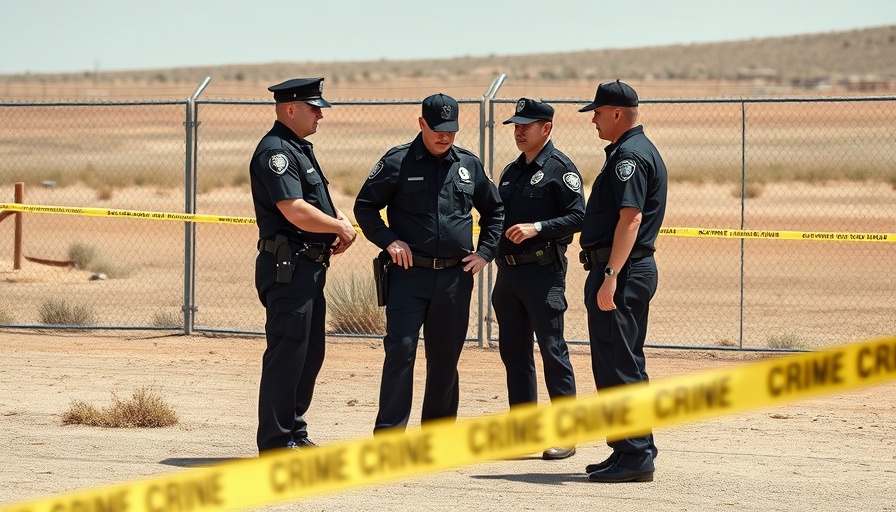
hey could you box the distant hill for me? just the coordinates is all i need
[2,25,895,100]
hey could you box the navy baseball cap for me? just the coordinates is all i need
[578,80,639,112]
[422,93,459,132]
[268,77,332,107]
[503,97,554,125]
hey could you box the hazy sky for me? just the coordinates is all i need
[2,0,894,74]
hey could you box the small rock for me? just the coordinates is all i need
[90,273,107,281]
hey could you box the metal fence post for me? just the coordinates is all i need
[183,77,211,334]
[477,74,506,347]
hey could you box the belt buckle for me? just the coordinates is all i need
[504,255,517,266]
[432,258,447,270]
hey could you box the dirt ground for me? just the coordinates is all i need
[1,330,895,512]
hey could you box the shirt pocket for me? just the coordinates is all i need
[398,179,429,214]
[452,181,475,213]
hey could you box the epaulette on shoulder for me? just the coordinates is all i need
[453,145,478,158]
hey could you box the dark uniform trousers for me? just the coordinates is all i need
[375,264,474,432]
[492,264,576,406]
[584,255,659,464]
[255,253,327,452]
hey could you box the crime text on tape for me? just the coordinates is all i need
[2,335,895,512]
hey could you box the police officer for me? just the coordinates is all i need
[250,77,357,453]
[353,93,504,433]
[578,80,667,482]
[492,98,584,460]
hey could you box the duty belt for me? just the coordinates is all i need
[580,247,654,265]
[501,252,540,266]
[257,238,332,265]
[412,255,463,269]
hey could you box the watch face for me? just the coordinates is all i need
[604,267,615,276]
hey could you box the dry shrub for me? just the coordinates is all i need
[38,299,96,325]
[96,185,115,201]
[766,333,804,350]
[68,242,97,270]
[152,309,182,327]
[62,386,178,428]
[326,272,385,335]
[0,309,13,324]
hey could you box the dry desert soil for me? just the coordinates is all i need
[1,330,895,512]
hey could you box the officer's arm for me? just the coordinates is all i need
[277,199,355,240]
[353,162,400,249]
[607,207,642,272]
[472,170,504,262]
[539,168,586,238]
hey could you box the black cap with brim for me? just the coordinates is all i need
[422,93,459,132]
[503,98,554,125]
[269,77,332,107]
[578,79,638,112]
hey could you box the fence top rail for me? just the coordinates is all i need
[196,98,485,107]
[0,100,188,107]
[526,95,896,105]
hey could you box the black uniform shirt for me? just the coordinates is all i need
[497,140,585,256]
[354,133,504,261]
[249,121,338,245]
[580,125,668,251]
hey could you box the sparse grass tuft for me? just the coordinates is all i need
[96,185,115,200]
[0,310,13,324]
[152,310,182,327]
[741,182,764,199]
[38,299,96,326]
[326,273,385,335]
[62,386,178,428]
[766,333,803,350]
[68,242,97,270]
[88,258,131,279]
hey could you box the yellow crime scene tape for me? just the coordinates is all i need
[2,335,895,512]
[3,203,895,242]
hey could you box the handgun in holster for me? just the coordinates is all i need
[579,249,594,271]
[373,251,393,307]
[274,234,297,283]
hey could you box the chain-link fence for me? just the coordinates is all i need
[2,79,894,351]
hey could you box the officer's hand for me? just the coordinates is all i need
[387,240,413,269]
[597,278,617,311]
[462,252,488,275]
[504,223,538,244]
[333,220,357,255]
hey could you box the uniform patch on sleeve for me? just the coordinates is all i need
[268,153,289,175]
[563,172,581,191]
[368,160,384,179]
[615,159,636,181]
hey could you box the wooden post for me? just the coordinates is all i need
[13,182,23,270]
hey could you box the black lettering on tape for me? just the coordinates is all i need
[468,412,543,455]
[48,490,129,512]
[145,473,223,512]
[767,352,845,397]
[269,449,348,493]
[555,397,632,437]
[857,342,896,379]
[358,434,434,477]
[654,377,732,419]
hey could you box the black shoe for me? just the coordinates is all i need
[588,464,654,483]
[542,446,576,460]
[585,452,621,474]
[288,437,318,449]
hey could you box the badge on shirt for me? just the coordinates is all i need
[615,159,636,181]
[530,170,544,185]
[458,167,471,182]
[368,160,384,179]
[563,172,581,191]
[268,153,289,175]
